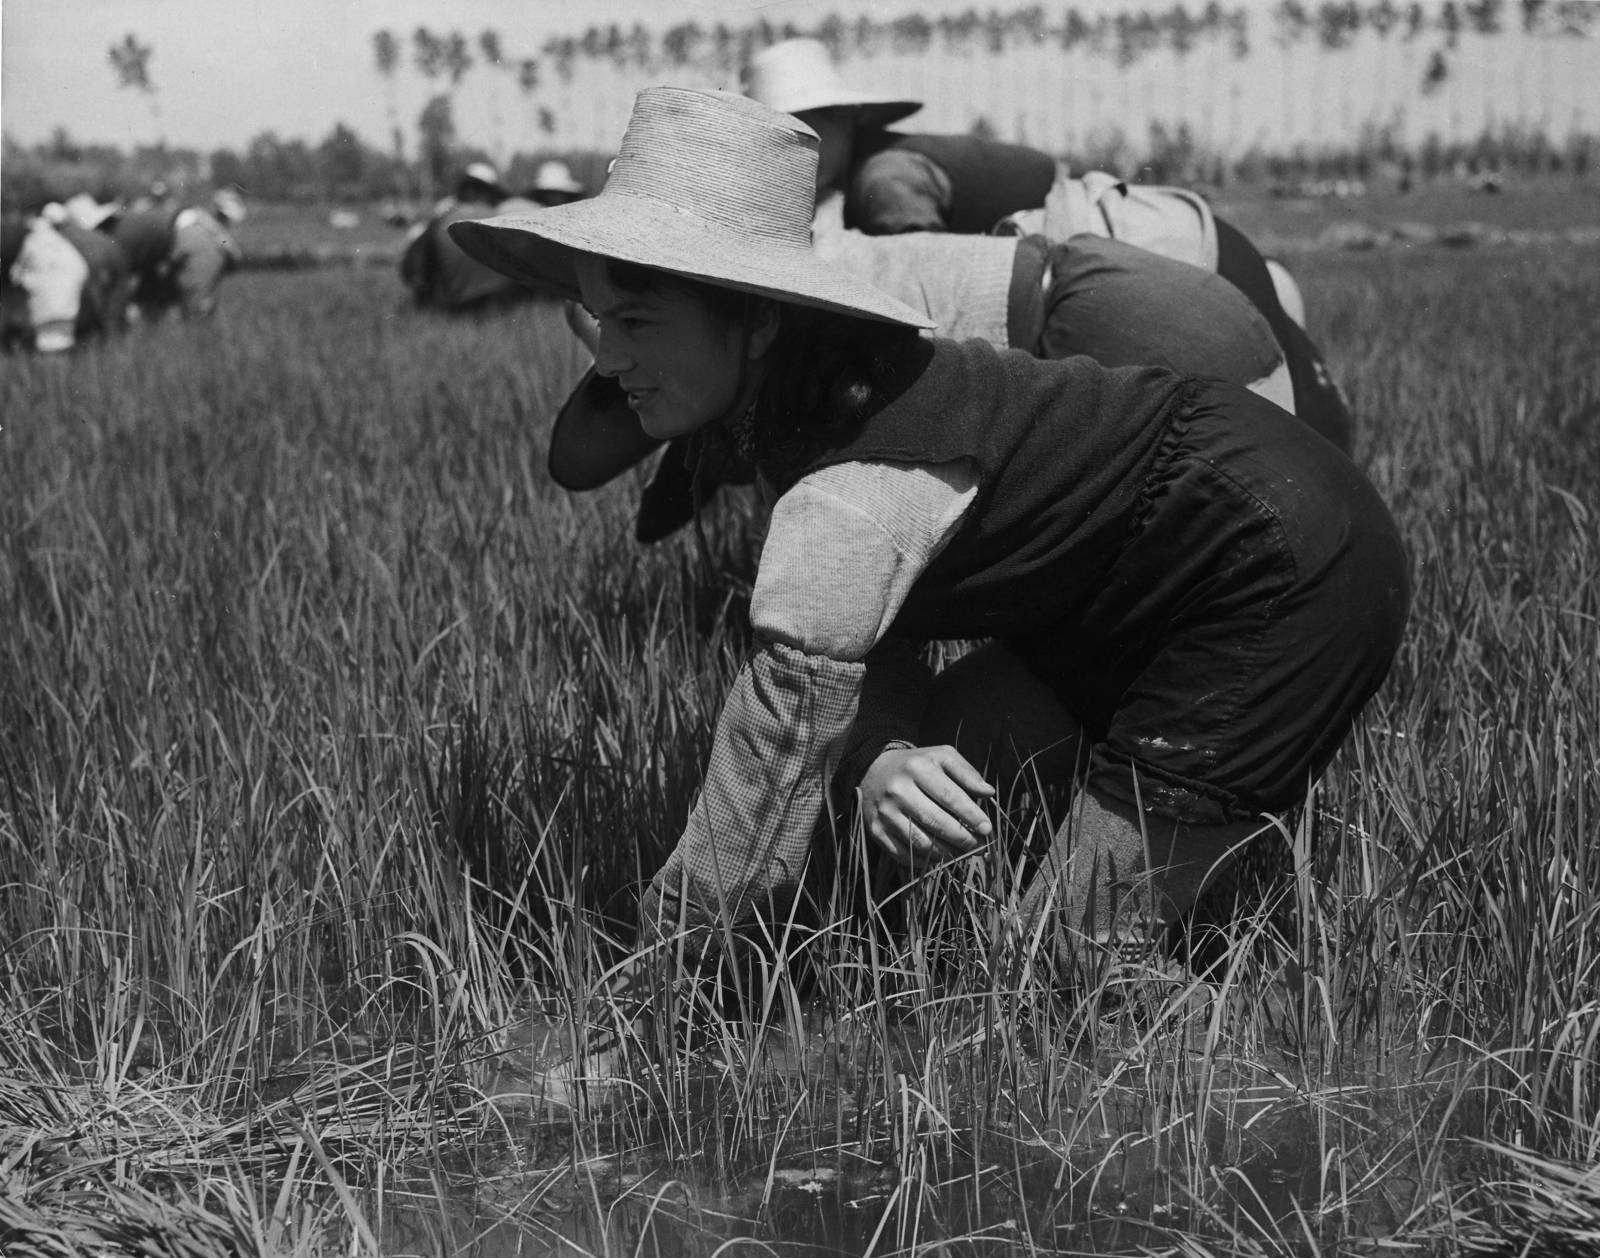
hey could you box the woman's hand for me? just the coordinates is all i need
[859,745,995,869]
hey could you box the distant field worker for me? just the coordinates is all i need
[1005,177,1349,448]
[449,91,1411,1018]
[746,37,1057,236]
[816,229,1295,410]
[7,211,90,352]
[747,37,1353,453]
[113,188,245,320]
[54,196,132,337]
[554,227,1297,541]
[401,162,546,311]
[3,201,130,351]
[527,160,588,207]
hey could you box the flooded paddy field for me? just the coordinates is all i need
[3,221,1599,1256]
[371,1008,1464,1256]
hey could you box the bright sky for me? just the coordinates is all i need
[4,0,1595,158]
[1,0,1081,152]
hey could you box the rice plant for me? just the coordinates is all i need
[1,239,1596,1255]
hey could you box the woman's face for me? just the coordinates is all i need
[575,256,776,442]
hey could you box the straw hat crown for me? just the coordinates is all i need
[448,87,933,328]
[606,89,814,247]
[744,38,922,126]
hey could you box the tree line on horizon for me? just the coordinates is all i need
[365,0,1598,157]
[383,0,1596,100]
[7,114,1594,217]
[4,0,1598,212]
[368,0,1600,88]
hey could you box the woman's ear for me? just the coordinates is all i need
[746,299,782,362]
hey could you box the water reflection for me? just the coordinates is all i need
[366,1012,1425,1255]
[371,1112,1346,1257]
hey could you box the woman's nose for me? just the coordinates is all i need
[591,327,631,378]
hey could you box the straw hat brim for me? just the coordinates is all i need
[785,98,923,129]
[859,101,924,129]
[448,195,936,329]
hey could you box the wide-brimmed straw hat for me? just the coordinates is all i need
[448,87,934,329]
[744,38,922,128]
[454,88,933,527]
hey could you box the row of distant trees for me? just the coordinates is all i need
[0,125,609,213]
[5,114,1595,217]
[374,0,1599,92]
[5,0,1597,212]
[358,1,1598,153]
[93,2,1600,159]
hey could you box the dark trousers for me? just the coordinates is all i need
[1011,380,1408,826]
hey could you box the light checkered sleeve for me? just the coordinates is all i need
[639,459,977,948]
[642,641,865,943]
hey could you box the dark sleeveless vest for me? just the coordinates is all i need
[848,132,1059,234]
[760,339,1185,641]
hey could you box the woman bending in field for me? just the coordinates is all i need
[548,224,1300,543]
[451,89,1409,1032]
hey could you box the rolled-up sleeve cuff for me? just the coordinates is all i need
[835,640,933,790]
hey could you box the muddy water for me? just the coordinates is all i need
[368,1011,1418,1256]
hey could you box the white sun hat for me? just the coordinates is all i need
[64,193,118,230]
[211,187,247,224]
[744,38,922,127]
[532,160,586,197]
[448,87,934,329]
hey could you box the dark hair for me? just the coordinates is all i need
[754,305,926,472]
[603,258,752,325]
[601,257,927,475]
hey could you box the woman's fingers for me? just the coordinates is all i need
[868,811,941,868]
[897,748,993,844]
[934,749,998,800]
[859,743,999,869]
[865,813,913,866]
[893,791,979,857]
[867,746,996,867]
